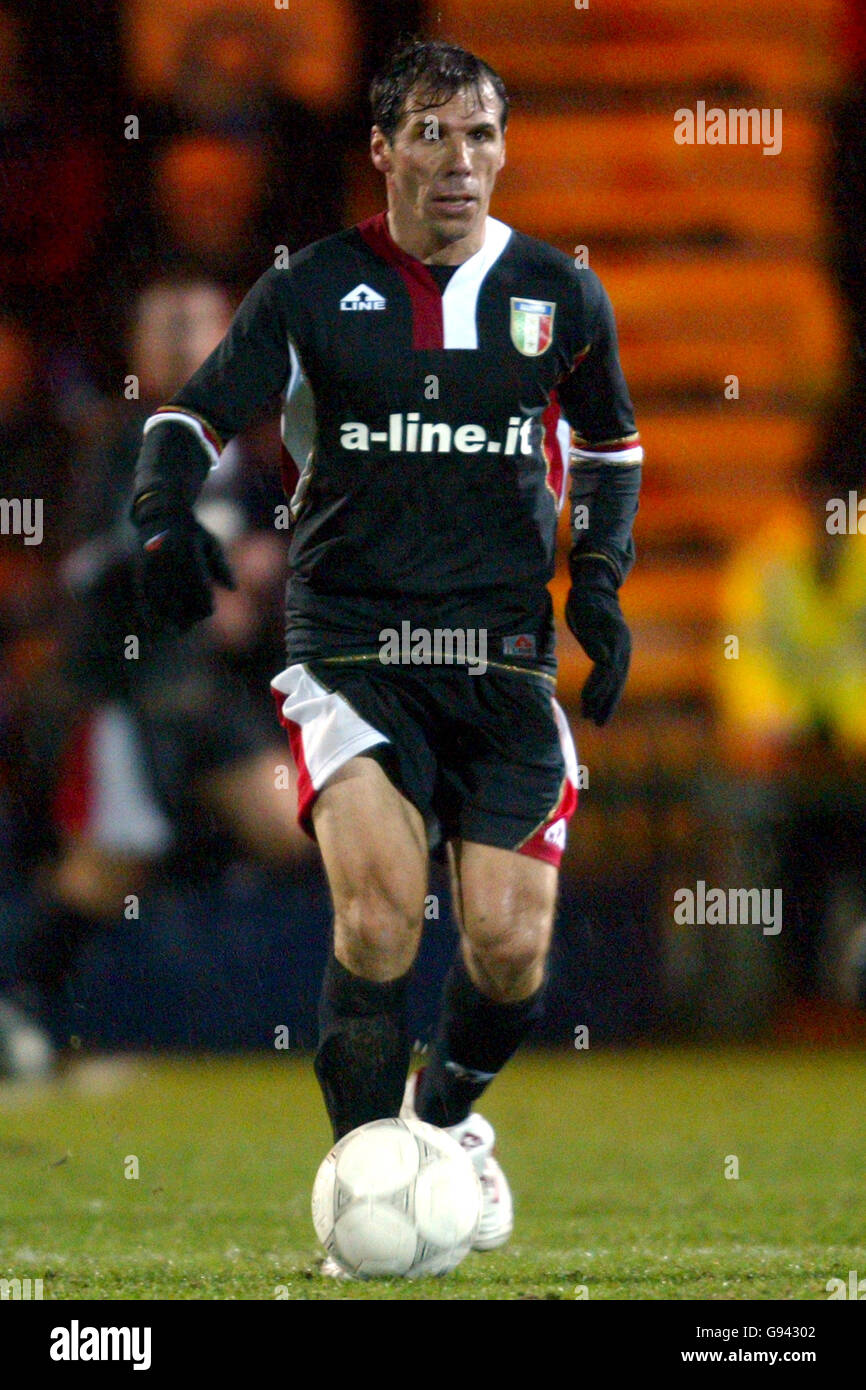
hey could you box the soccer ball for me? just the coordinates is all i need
[312,1117,482,1278]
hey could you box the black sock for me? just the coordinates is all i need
[416,952,545,1128]
[12,903,98,1013]
[314,953,412,1142]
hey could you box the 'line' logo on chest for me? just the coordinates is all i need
[340,284,387,311]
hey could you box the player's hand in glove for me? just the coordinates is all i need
[131,493,235,632]
[565,555,631,726]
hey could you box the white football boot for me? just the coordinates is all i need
[401,1070,513,1251]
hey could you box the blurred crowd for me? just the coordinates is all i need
[0,0,362,873]
[0,0,425,1068]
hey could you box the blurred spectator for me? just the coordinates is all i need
[0,312,71,773]
[0,276,310,1079]
[715,463,866,1009]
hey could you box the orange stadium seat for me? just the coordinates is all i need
[605,260,845,402]
[439,0,842,46]
[554,413,817,553]
[495,113,828,249]
[634,413,818,492]
[122,0,360,109]
[438,38,843,103]
[438,0,847,101]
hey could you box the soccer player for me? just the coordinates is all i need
[129,38,642,1262]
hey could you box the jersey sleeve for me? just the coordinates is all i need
[132,267,295,511]
[557,275,643,587]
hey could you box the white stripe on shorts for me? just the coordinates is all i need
[552,698,579,787]
[271,663,390,790]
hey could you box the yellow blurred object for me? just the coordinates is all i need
[717,500,866,756]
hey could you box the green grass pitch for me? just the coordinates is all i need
[1,1048,864,1300]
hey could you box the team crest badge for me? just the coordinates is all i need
[510,297,556,356]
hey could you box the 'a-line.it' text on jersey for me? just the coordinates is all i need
[340,414,536,455]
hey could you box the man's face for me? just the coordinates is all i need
[133,283,232,400]
[371,80,506,260]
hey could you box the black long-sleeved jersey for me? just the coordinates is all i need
[134,213,642,676]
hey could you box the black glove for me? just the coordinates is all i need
[131,494,235,632]
[565,555,631,726]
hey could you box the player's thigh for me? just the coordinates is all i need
[313,754,429,932]
[448,838,557,992]
[194,748,313,864]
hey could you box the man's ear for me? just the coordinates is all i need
[370,126,392,174]
[498,135,506,173]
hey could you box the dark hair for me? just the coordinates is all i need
[370,37,509,142]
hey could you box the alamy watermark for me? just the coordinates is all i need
[673,881,782,935]
[0,497,42,545]
[674,102,782,156]
[826,491,866,534]
[50,1322,151,1369]
[0,1276,43,1300]
[827,1270,866,1299]
[379,623,487,676]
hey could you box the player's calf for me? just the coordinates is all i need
[315,950,415,1143]
[414,951,546,1130]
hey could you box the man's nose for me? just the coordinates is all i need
[442,136,472,173]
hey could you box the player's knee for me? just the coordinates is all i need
[333,884,423,979]
[464,921,548,1002]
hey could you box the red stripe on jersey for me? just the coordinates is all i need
[542,390,565,507]
[271,686,316,838]
[357,212,443,349]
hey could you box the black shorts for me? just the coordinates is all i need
[271,658,578,866]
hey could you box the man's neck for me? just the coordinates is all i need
[385,211,487,266]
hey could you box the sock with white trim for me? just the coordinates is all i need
[416,952,545,1128]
